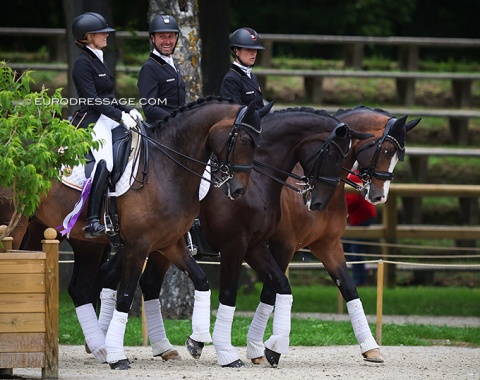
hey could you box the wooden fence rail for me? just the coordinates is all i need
[343,183,480,240]
[3,27,480,69]
[4,28,480,144]
[343,184,480,286]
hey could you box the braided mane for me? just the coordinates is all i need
[333,105,393,118]
[154,96,236,127]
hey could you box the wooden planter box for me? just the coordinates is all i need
[0,231,59,379]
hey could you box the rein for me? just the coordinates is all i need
[130,106,260,188]
[252,123,350,194]
[342,117,405,191]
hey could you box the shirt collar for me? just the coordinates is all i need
[233,61,252,78]
[86,46,104,63]
[153,49,176,71]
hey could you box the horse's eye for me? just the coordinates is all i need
[240,136,251,145]
[384,148,394,157]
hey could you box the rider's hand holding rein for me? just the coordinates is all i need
[129,108,144,123]
[122,111,137,129]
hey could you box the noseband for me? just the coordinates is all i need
[344,117,405,190]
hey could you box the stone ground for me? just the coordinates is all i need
[6,314,480,380]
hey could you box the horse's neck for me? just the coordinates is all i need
[257,119,330,177]
[148,118,211,194]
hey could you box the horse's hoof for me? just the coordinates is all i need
[109,358,131,370]
[265,348,281,367]
[159,349,182,361]
[363,348,384,363]
[251,356,266,365]
[222,359,245,368]
[84,342,91,354]
[185,337,204,359]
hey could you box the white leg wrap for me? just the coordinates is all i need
[151,338,175,357]
[105,309,128,363]
[264,294,292,355]
[189,290,212,343]
[347,298,380,353]
[75,304,106,363]
[246,302,273,359]
[212,303,240,366]
[144,299,173,356]
[98,288,116,336]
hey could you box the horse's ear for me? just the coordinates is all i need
[406,118,421,132]
[244,100,257,120]
[393,115,408,128]
[258,100,275,118]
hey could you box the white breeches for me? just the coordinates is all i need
[91,114,120,172]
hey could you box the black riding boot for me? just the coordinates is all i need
[84,160,109,239]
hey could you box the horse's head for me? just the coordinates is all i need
[210,101,273,200]
[335,106,421,204]
[298,122,353,211]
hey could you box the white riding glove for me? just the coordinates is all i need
[129,108,144,122]
[121,111,136,130]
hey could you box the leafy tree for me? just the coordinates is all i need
[0,61,96,240]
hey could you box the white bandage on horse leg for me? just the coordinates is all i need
[246,302,274,359]
[75,303,106,362]
[189,290,212,343]
[98,288,116,336]
[264,294,293,355]
[347,298,380,353]
[105,309,129,363]
[212,303,240,366]
[144,299,174,356]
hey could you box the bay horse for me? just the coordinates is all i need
[246,106,421,364]
[108,108,372,367]
[3,97,272,370]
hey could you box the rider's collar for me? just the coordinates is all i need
[233,61,252,78]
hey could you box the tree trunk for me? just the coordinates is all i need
[147,0,202,319]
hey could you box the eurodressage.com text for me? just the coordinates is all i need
[25,97,168,107]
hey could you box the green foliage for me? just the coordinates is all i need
[0,61,97,231]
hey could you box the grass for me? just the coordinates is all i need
[59,284,480,347]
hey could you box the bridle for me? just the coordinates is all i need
[209,105,262,187]
[343,117,405,190]
[252,123,351,194]
[132,105,261,188]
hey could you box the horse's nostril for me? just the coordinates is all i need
[311,202,326,211]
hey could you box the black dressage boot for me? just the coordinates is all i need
[84,160,109,239]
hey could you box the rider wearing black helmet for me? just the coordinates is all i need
[137,14,186,124]
[220,27,265,110]
[71,12,143,239]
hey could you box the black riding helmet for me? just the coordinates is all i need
[72,12,115,41]
[229,27,264,65]
[149,15,180,55]
[230,27,264,50]
[149,14,180,34]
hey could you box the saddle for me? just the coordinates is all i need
[64,123,147,249]
[84,126,133,185]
